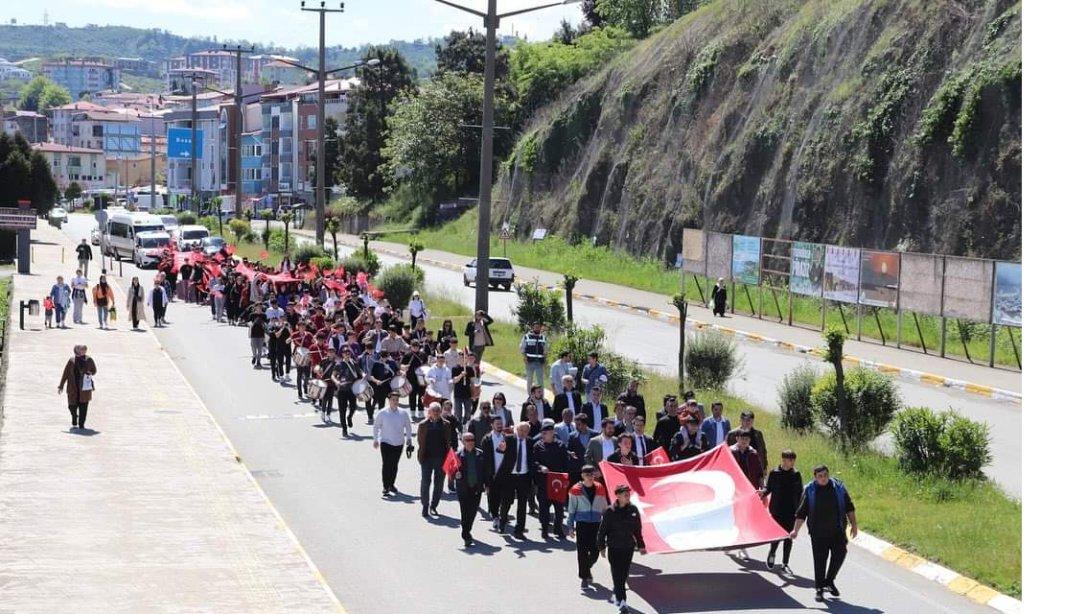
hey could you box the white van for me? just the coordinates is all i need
[159,214,179,238]
[104,212,166,261]
[176,225,210,251]
[134,231,172,268]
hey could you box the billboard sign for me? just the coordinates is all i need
[705,232,732,282]
[823,246,860,303]
[899,253,943,316]
[682,228,706,275]
[167,127,203,159]
[859,250,901,308]
[992,262,1022,327]
[789,241,824,297]
[943,257,993,321]
[731,235,761,285]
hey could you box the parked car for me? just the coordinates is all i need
[202,236,227,256]
[463,257,515,291]
[90,227,102,246]
[176,225,210,251]
[134,231,172,268]
[48,206,68,226]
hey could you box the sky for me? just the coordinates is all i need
[4,1,586,47]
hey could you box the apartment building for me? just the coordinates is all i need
[42,59,118,98]
[163,106,222,207]
[33,142,107,191]
[2,110,48,143]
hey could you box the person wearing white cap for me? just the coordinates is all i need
[408,291,427,330]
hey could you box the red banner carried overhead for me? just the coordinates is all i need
[599,445,787,554]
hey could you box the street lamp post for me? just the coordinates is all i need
[223,44,255,218]
[433,0,577,313]
[301,1,344,249]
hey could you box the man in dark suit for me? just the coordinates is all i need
[552,374,582,418]
[630,416,658,461]
[455,432,492,547]
[480,415,510,530]
[616,380,646,419]
[520,384,554,422]
[498,422,535,538]
[565,413,596,483]
[580,386,609,432]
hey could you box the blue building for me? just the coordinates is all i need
[241,131,264,201]
[42,59,118,98]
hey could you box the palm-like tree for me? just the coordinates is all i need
[280,212,293,257]
[327,216,341,260]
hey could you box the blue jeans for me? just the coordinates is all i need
[524,361,545,394]
[55,305,67,325]
[97,305,109,327]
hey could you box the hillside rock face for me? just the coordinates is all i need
[496,0,1021,261]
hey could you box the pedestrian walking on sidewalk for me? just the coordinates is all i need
[148,278,169,327]
[712,277,728,316]
[57,344,97,430]
[126,277,147,330]
[91,276,115,329]
[597,484,646,613]
[790,465,859,602]
[49,276,72,328]
[373,391,412,497]
[70,269,89,324]
[76,238,93,273]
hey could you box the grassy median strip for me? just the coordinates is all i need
[421,290,1022,597]
[384,210,1022,368]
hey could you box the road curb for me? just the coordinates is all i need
[356,241,1020,403]
[480,358,1021,613]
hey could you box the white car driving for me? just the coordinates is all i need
[462,257,515,291]
[134,231,172,268]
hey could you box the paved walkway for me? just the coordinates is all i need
[0,224,341,612]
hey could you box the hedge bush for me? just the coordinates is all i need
[267,229,295,254]
[310,256,335,273]
[293,243,328,265]
[513,281,566,332]
[228,219,251,243]
[685,333,742,389]
[890,407,991,479]
[341,249,381,277]
[177,212,197,225]
[376,263,422,310]
[778,364,819,430]
[811,367,901,448]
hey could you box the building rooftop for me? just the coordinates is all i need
[34,142,104,154]
[43,60,113,69]
[53,101,113,112]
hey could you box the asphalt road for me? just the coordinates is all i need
[279,227,1020,498]
[62,214,993,613]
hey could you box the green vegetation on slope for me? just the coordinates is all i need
[420,287,1020,597]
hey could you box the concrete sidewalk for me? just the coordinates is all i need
[0,224,341,612]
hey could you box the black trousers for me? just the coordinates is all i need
[768,514,795,565]
[487,476,507,519]
[321,384,334,414]
[575,522,601,579]
[499,473,533,532]
[68,402,89,428]
[270,349,283,379]
[152,301,166,324]
[811,532,848,589]
[380,443,403,490]
[296,366,309,399]
[336,389,357,435]
[458,488,483,540]
[536,484,565,534]
[408,384,425,415]
[608,546,635,603]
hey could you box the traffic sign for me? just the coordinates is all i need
[0,208,37,230]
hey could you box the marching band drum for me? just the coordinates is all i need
[390,375,411,397]
[306,379,327,402]
[351,378,372,403]
[292,347,310,367]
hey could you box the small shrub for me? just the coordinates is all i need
[228,219,251,243]
[685,333,742,389]
[891,407,991,480]
[292,243,328,265]
[342,249,381,277]
[549,324,643,398]
[600,351,644,399]
[197,215,219,232]
[811,367,901,448]
[778,364,819,430]
[376,263,422,311]
[513,280,566,332]
[267,229,295,254]
[310,256,335,273]
[177,212,197,225]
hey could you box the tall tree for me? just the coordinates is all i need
[18,75,72,113]
[312,117,340,203]
[28,152,58,215]
[337,46,415,207]
[435,29,509,79]
[595,0,662,38]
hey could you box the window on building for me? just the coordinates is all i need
[307,115,316,130]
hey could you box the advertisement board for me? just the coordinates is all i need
[823,246,860,303]
[942,257,993,321]
[859,250,900,308]
[992,262,1022,327]
[167,127,203,159]
[705,232,732,281]
[731,235,761,285]
[682,228,706,275]
[789,241,824,297]
[899,253,943,316]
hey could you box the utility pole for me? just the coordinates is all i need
[301,1,344,248]
[150,115,156,210]
[223,44,255,218]
[190,75,199,213]
[433,0,575,313]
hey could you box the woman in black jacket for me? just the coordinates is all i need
[597,484,646,613]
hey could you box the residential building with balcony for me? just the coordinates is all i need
[2,110,48,143]
[42,59,118,98]
[33,142,107,192]
[163,106,222,207]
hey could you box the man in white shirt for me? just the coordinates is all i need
[586,418,617,470]
[581,386,608,432]
[442,338,463,368]
[372,391,412,497]
[426,354,454,400]
[549,351,576,396]
[483,415,508,530]
[500,422,534,538]
[700,401,732,448]
[265,302,284,321]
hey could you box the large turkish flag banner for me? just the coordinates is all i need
[599,445,788,554]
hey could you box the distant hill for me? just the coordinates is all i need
[0,23,443,77]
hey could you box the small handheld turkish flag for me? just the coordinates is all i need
[442,448,460,478]
[259,250,269,260]
[645,447,670,466]
[547,472,568,504]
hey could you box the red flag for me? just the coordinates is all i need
[442,448,461,478]
[333,265,345,279]
[645,447,670,466]
[259,250,269,260]
[547,471,569,504]
[226,244,236,256]
[599,445,787,554]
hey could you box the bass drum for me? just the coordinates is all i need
[292,347,311,367]
[390,375,411,397]
[352,378,373,403]
[306,379,327,401]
